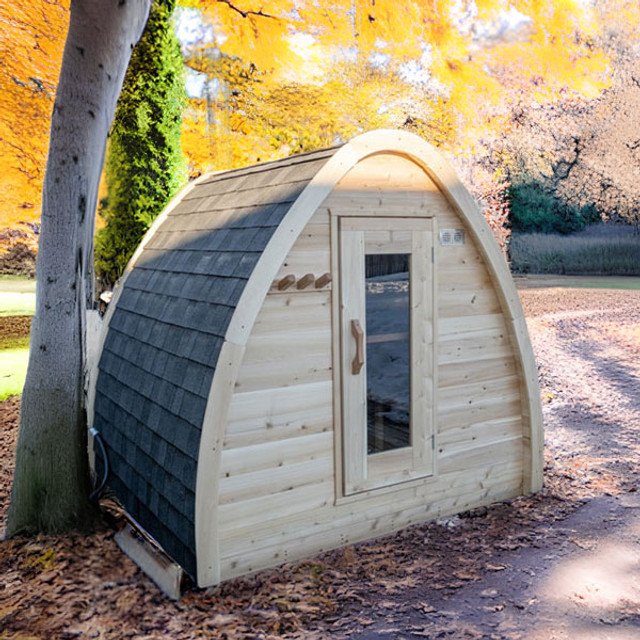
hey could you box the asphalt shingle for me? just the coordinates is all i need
[93,147,336,579]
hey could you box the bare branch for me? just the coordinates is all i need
[215,0,277,20]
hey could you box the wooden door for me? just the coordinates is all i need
[340,217,437,495]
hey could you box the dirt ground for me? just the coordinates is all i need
[0,316,31,344]
[1,286,639,639]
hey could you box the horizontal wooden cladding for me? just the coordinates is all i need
[335,152,440,192]
[220,457,522,556]
[218,480,334,536]
[438,329,512,367]
[438,266,492,293]
[438,374,521,413]
[234,342,331,393]
[438,287,502,318]
[253,291,330,333]
[439,322,507,345]
[219,453,333,505]
[225,381,333,444]
[233,290,332,393]
[436,307,523,437]
[438,434,522,475]
[438,356,517,389]
[276,250,330,279]
[438,392,522,433]
[274,221,330,280]
[327,153,450,218]
[241,326,331,365]
[221,431,333,476]
[438,416,522,458]
[221,370,521,576]
[438,313,506,337]
[218,460,523,580]
[326,190,450,217]
[224,421,330,450]
[437,244,485,271]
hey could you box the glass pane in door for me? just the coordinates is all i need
[365,253,410,454]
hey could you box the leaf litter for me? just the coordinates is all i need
[1,286,639,638]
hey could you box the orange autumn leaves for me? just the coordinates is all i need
[0,0,69,239]
[182,0,614,178]
[0,0,623,240]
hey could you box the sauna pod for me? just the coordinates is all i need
[90,129,543,587]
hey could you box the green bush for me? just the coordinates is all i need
[95,0,186,288]
[509,182,600,234]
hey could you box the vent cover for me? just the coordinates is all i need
[439,228,465,246]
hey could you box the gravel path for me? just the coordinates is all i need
[347,287,640,639]
[523,288,640,499]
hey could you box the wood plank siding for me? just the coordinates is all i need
[217,153,526,580]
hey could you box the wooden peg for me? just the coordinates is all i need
[296,273,315,290]
[315,273,332,289]
[277,274,296,291]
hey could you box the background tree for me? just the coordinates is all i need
[1,0,633,265]
[177,0,612,249]
[0,1,69,254]
[95,0,186,289]
[7,0,150,537]
[497,23,640,233]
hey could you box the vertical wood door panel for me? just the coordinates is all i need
[340,225,367,493]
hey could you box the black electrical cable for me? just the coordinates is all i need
[89,427,110,502]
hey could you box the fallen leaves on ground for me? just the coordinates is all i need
[1,287,639,638]
[0,395,590,639]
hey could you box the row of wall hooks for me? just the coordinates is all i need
[276,272,332,291]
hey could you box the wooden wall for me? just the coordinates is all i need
[217,153,524,580]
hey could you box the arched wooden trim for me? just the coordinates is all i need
[195,340,245,586]
[195,129,543,586]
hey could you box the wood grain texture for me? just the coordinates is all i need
[195,339,246,587]
[219,462,523,579]
[213,138,537,584]
[194,131,541,585]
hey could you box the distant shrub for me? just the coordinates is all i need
[509,182,600,234]
[509,224,640,275]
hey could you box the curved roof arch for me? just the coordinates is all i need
[90,130,542,584]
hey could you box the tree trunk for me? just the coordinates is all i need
[6,0,150,536]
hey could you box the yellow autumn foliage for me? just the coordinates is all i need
[0,0,630,245]
[0,0,69,243]
[182,0,615,178]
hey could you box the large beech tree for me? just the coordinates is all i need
[7,0,151,536]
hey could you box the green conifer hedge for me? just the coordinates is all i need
[95,0,186,288]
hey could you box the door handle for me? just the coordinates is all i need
[351,319,364,374]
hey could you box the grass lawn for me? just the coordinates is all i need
[509,224,640,277]
[0,278,36,317]
[0,343,29,400]
[0,278,34,399]
[514,275,640,290]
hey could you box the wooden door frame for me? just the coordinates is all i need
[335,215,438,497]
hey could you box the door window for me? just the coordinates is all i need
[365,253,411,454]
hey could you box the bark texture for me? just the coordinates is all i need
[6,0,150,536]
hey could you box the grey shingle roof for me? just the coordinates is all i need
[93,147,338,577]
